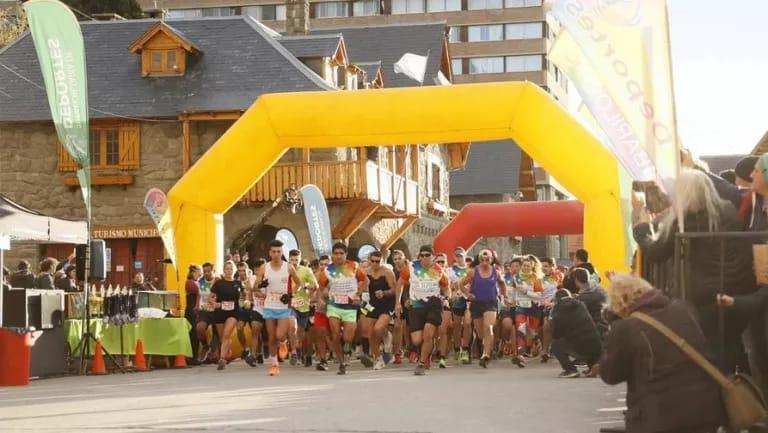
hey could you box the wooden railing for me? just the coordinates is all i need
[244,161,366,203]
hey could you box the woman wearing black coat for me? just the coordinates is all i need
[600,274,726,433]
[633,168,756,374]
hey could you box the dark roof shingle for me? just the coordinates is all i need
[450,140,522,196]
[279,34,342,59]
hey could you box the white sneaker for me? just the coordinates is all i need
[373,358,386,370]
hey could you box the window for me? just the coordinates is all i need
[147,49,181,74]
[427,0,461,12]
[505,54,543,72]
[392,0,426,14]
[353,0,380,16]
[467,0,502,10]
[504,22,542,39]
[244,5,286,20]
[448,26,461,42]
[504,0,542,7]
[451,58,463,75]
[468,24,503,42]
[314,2,350,17]
[430,163,442,201]
[469,57,504,74]
[201,7,241,17]
[67,122,141,171]
[168,9,202,18]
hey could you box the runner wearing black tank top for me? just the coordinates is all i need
[359,251,397,370]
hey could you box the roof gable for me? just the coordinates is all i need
[128,21,201,55]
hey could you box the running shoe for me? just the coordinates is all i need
[240,349,250,362]
[269,364,280,376]
[256,353,264,365]
[460,350,470,365]
[453,351,460,365]
[316,360,329,371]
[217,359,226,371]
[359,354,374,368]
[424,357,431,370]
[393,353,403,365]
[337,363,347,375]
[414,363,426,376]
[584,364,600,378]
[278,342,289,360]
[304,355,313,368]
[245,354,257,367]
[512,355,526,368]
[197,346,211,364]
[438,358,447,369]
[479,355,490,369]
[558,370,579,379]
[408,351,418,363]
[382,352,392,365]
[540,353,550,363]
[290,353,299,366]
[373,358,386,371]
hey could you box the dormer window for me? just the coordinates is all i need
[128,22,201,77]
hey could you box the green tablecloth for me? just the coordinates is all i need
[64,318,192,357]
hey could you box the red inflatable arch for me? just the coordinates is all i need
[434,201,584,261]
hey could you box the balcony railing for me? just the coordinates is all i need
[243,159,419,215]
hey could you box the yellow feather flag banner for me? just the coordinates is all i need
[549,0,680,193]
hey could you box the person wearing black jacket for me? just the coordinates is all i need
[550,289,602,378]
[600,274,726,433]
[573,268,608,345]
[10,260,35,288]
[633,168,755,374]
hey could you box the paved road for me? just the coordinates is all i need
[0,359,626,433]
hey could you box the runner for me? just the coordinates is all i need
[185,264,202,365]
[288,249,318,367]
[312,255,332,371]
[434,253,452,369]
[209,260,243,370]
[246,258,267,365]
[395,245,449,376]
[539,257,563,363]
[195,262,218,363]
[512,256,543,358]
[359,250,397,370]
[500,257,525,367]
[317,242,369,375]
[448,247,471,365]
[255,240,302,376]
[235,261,254,363]
[389,249,409,365]
[460,249,507,368]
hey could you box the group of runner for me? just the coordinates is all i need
[186,240,592,376]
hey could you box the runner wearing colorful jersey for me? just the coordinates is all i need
[235,262,256,364]
[433,253,453,369]
[389,249,409,365]
[311,255,331,371]
[317,242,369,375]
[209,261,243,370]
[539,257,563,363]
[448,247,472,365]
[195,262,218,363]
[395,245,449,376]
[255,240,302,376]
[359,250,396,370]
[500,257,525,367]
[288,249,318,367]
[460,249,507,368]
[512,256,544,358]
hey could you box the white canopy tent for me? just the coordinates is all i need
[0,194,87,326]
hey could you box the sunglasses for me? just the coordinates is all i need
[419,253,432,258]
[436,260,446,265]
[370,259,381,264]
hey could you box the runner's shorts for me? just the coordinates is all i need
[251,310,266,325]
[213,308,239,324]
[313,312,330,329]
[470,300,498,320]
[498,307,516,320]
[364,306,393,320]
[197,310,216,325]
[326,304,358,323]
[408,303,442,333]
[293,310,312,330]
[263,308,293,321]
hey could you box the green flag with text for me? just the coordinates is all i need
[24,0,91,221]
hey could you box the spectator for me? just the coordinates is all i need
[2,266,10,291]
[34,257,58,290]
[719,169,736,185]
[633,168,755,374]
[573,267,608,344]
[550,289,601,378]
[10,260,35,288]
[600,274,726,433]
[564,249,599,293]
[55,265,78,292]
[131,272,156,291]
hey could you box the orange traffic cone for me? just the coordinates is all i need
[91,341,106,375]
[173,354,187,369]
[134,339,148,371]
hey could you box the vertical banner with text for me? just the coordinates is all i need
[24,0,91,220]
[144,189,178,272]
[300,185,333,258]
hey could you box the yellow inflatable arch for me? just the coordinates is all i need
[168,82,627,304]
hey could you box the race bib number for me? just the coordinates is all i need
[253,297,265,308]
[333,294,350,304]
[292,297,308,310]
[221,301,235,311]
[517,299,532,309]
[410,279,440,301]
[265,292,287,309]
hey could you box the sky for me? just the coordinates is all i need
[668,0,768,156]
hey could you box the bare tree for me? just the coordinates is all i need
[0,7,27,50]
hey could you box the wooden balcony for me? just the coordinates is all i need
[243,155,420,217]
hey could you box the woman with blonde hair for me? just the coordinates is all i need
[633,168,755,373]
[600,273,725,433]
